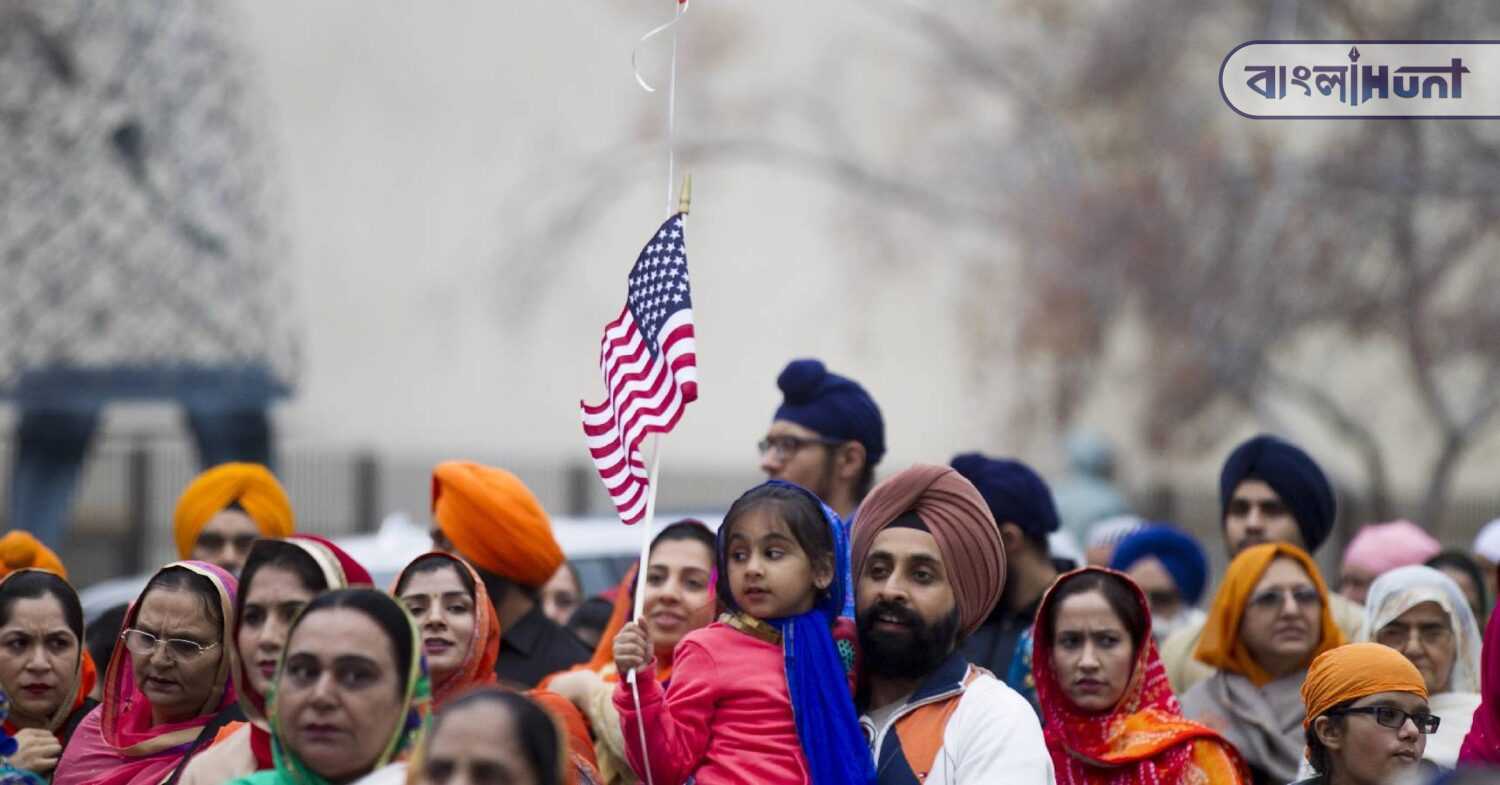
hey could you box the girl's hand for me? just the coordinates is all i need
[11,728,61,774]
[613,621,653,674]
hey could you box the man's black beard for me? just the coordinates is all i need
[858,601,961,680]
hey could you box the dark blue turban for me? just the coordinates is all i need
[773,359,885,465]
[948,453,1060,540]
[1109,525,1209,605]
[1219,434,1337,552]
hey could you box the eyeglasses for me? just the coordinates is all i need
[1330,706,1441,735]
[757,434,846,460]
[121,629,218,660]
[1247,586,1321,612]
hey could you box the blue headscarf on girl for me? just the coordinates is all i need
[716,479,874,785]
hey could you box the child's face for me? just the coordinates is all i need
[725,508,830,619]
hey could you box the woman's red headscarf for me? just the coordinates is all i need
[0,568,97,740]
[1032,567,1249,785]
[55,561,239,785]
[228,536,372,770]
[392,552,500,706]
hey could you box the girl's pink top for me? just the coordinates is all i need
[614,620,812,785]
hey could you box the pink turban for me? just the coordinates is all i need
[851,464,1005,637]
[1342,520,1441,577]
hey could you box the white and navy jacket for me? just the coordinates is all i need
[860,652,1055,785]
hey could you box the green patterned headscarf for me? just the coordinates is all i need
[225,590,432,785]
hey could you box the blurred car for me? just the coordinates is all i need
[79,511,720,624]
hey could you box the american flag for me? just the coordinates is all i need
[581,213,698,524]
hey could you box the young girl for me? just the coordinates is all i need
[612,481,874,785]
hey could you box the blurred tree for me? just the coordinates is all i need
[520,0,1500,530]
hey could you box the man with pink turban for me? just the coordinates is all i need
[1338,520,1442,605]
[850,463,1053,785]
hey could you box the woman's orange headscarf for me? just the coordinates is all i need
[173,463,294,559]
[0,532,67,579]
[393,552,500,706]
[1194,542,1344,687]
[544,520,719,689]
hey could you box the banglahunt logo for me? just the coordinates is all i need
[1219,41,1500,118]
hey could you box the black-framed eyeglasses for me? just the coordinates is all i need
[120,628,218,660]
[1330,706,1441,735]
[1247,586,1321,612]
[757,434,846,460]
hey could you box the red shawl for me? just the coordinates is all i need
[1459,567,1500,764]
[54,562,239,785]
[1033,567,1249,785]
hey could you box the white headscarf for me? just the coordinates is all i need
[1358,564,1482,694]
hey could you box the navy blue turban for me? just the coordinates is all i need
[774,359,885,465]
[1109,525,1209,605]
[1219,434,1337,553]
[948,453,1060,541]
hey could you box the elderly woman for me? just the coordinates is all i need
[1293,642,1436,785]
[543,520,717,785]
[0,570,98,779]
[408,688,566,785]
[1179,543,1344,785]
[1360,565,1481,767]
[225,588,428,785]
[55,562,238,785]
[176,536,372,785]
[393,552,499,706]
[1033,567,1248,784]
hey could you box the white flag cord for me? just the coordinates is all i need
[631,0,689,215]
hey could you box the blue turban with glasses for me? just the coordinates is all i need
[773,359,885,465]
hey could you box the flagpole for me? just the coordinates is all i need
[625,3,690,780]
[625,435,662,785]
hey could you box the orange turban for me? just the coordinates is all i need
[0,531,66,579]
[431,462,563,589]
[1194,542,1344,686]
[1301,642,1427,729]
[173,463,294,558]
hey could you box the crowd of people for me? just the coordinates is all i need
[0,356,1497,785]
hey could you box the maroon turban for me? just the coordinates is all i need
[852,464,1006,637]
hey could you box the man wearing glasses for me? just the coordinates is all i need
[757,358,885,522]
[1160,433,1366,693]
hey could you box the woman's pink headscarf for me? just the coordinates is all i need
[55,561,239,785]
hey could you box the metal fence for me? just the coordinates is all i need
[4,434,1496,589]
[2,433,765,588]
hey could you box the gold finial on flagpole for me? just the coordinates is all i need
[678,173,693,216]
